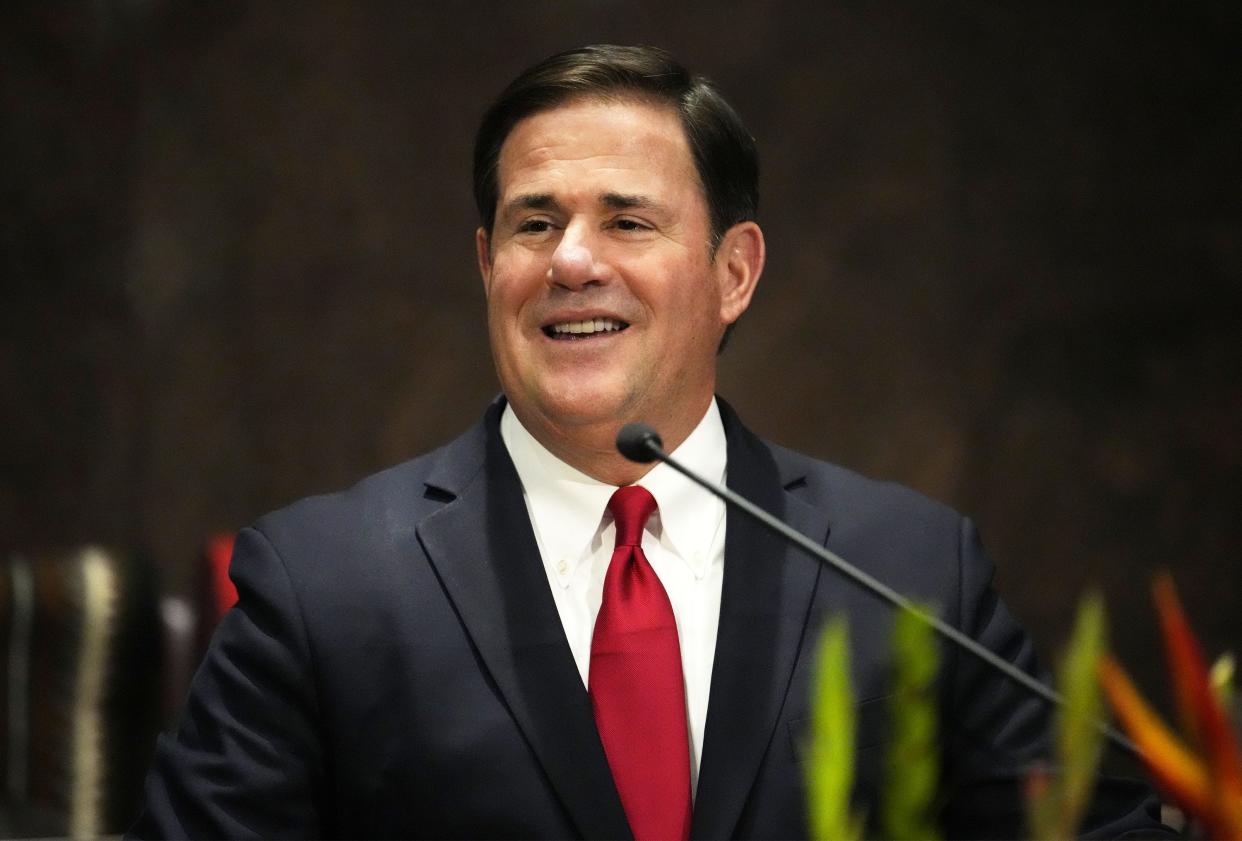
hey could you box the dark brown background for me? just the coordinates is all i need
[3,2,1239,720]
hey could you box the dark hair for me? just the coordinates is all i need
[472,44,758,252]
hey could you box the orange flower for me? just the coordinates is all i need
[1098,575,1242,839]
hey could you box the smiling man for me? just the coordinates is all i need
[480,94,761,485]
[132,46,1167,839]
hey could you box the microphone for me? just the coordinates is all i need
[615,421,1140,759]
[616,423,663,463]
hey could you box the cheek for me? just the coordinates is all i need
[485,272,523,322]
[662,268,721,323]
[487,257,543,316]
[485,287,523,356]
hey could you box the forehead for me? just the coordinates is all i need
[496,97,702,201]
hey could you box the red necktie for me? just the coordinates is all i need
[589,485,692,841]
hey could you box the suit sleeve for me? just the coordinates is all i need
[939,517,1169,839]
[128,526,327,839]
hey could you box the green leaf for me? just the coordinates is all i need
[1025,764,1060,841]
[806,617,863,841]
[1210,652,1235,715]
[1059,593,1107,836]
[1027,592,1108,840]
[881,604,942,841]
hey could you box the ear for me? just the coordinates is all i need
[715,221,765,325]
[475,227,493,294]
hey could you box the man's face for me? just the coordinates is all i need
[477,98,752,445]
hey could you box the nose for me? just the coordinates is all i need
[549,223,605,290]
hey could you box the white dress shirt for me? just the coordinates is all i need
[500,400,728,792]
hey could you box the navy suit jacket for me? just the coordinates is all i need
[132,399,1164,838]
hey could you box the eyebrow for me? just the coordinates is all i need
[500,193,560,217]
[600,192,662,211]
[499,191,668,220]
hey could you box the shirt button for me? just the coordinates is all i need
[557,559,568,575]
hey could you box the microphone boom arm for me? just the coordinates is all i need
[621,424,1140,760]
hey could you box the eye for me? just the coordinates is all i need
[612,217,652,232]
[517,219,554,234]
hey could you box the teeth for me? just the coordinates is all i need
[550,318,625,335]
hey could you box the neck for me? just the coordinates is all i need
[510,399,711,486]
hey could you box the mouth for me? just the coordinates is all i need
[541,317,630,341]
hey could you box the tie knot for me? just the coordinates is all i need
[608,485,658,548]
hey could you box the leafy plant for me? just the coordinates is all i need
[1027,593,1108,840]
[882,605,941,841]
[806,617,864,841]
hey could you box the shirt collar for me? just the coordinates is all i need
[500,400,728,576]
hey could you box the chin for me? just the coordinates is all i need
[526,381,636,430]
[542,398,628,429]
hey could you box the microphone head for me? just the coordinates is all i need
[616,423,663,463]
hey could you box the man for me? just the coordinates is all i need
[133,45,1166,838]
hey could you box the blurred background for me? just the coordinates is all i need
[2,1,1239,834]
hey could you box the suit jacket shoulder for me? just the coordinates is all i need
[768,438,963,540]
[251,416,488,564]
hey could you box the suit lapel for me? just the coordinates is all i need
[415,404,631,840]
[692,403,828,840]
